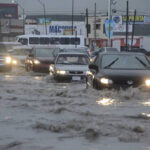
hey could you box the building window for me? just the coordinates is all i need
[87,24,91,34]
[96,24,101,30]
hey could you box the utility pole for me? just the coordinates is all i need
[86,8,89,46]
[72,0,74,35]
[131,9,136,49]
[126,0,129,51]
[108,0,112,47]
[38,0,47,35]
[86,8,89,38]
[94,3,96,44]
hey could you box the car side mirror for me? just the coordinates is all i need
[89,64,98,72]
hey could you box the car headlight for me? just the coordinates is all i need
[34,59,40,65]
[12,59,17,65]
[145,79,150,87]
[100,77,113,85]
[5,56,12,64]
[56,70,66,75]
[49,65,54,72]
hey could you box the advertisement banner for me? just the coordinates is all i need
[122,15,144,24]
[113,24,132,32]
[104,19,114,37]
[112,16,122,25]
[25,21,86,36]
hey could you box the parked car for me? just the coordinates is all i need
[90,47,119,62]
[87,51,150,90]
[0,53,12,72]
[25,47,60,73]
[50,52,89,82]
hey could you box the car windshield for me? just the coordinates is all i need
[56,48,89,56]
[56,54,89,65]
[101,54,150,69]
[35,49,54,57]
[105,48,118,52]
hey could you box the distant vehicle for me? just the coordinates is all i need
[16,34,86,49]
[53,47,90,57]
[25,47,60,73]
[50,52,89,82]
[8,46,31,67]
[90,47,119,62]
[0,53,13,72]
[0,41,21,52]
[87,52,150,90]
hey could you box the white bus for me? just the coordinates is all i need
[16,34,86,49]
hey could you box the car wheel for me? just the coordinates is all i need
[93,79,97,89]
[93,78,101,90]
[25,65,31,72]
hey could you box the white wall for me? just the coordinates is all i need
[143,36,150,51]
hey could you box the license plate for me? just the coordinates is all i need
[72,76,81,81]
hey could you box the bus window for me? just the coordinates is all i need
[60,38,70,45]
[40,37,49,44]
[29,37,40,44]
[49,38,54,44]
[54,38,60,45]
[18,38,28,45]
[49,38,60,45]
[70,38,80,45]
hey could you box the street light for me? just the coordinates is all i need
[72,0,74,35]
[12,0,25,34]
[37,0,47,35]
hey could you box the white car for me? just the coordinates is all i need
[50,52,89,82]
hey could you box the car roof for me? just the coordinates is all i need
[58,52,88,55]
[99,51,146,56]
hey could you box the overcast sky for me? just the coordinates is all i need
[0,0,150,16]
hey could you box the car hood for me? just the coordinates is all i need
[55,64,88,71]
[36,57,54,63]
[99,69,150,79]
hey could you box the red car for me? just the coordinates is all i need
[25,47,59,73]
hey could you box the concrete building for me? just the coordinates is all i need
[0,3,24,42]
[86,15,150,51]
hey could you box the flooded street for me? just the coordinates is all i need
[1,68,150,150]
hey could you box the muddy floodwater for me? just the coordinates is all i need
[0,68,150,150]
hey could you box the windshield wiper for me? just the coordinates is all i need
[104,58,119,69]
[135,56,148,68]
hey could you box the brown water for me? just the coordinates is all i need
[0,68,150,150]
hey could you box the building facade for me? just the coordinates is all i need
[0,3,24,42]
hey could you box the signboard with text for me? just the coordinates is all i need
[25,21,85,36]
[122,15,144,24]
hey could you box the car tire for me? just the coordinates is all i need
[93,79,97,89]
[93,78,101,90]
[25,65,31,72]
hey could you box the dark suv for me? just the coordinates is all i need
[25,47,60,73]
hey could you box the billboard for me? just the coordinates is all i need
[25,21,86,36]
[113,24,132,32]
[122,15,144,24]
